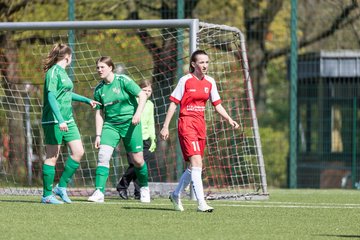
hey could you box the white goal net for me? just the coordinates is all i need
[0,20,267,200]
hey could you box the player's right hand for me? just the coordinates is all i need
[160,128,169,140]
[94,136,100,149]
[59,122,68,132]
[94,136,101,149]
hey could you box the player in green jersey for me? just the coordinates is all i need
[116,79,156,200]
[88,56,150,203]
[41,43,100,204]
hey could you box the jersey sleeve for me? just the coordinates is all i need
[169,75,187,104]
[48,91,65,123]
[121,74,142,97]
[72,92,91,104]
[208,76,222,106]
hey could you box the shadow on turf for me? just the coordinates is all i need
[0,199,40,204]
[316,234,360,238]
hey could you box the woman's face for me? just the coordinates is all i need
[64,54,72,66]
[192,54,209,75]
[142,86,152,99]
[96,62,113,79]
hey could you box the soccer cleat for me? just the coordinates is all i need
[41,195,64,204]
[134,190,141,200]
[53,184,72,203]
[118,189,128,200]
[140,186,150,203]
[87,189,105,203]
[197,203,214,212]
[169,192,184,212]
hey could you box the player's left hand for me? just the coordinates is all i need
[229,119,240,129]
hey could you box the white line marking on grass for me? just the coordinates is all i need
[1,197,359,210]
[218,200,360,207]
[72,201,360,209]
[213,203,360,209]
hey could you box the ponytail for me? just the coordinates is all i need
[43,43,72,72]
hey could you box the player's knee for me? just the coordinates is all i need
[98,145,114,168]
[72,147,84,161]
[44,157,57,165]
[190,155,202,168]
[131,152,144,167]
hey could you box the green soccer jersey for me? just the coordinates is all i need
[42,64,74,124]
[94,74,141,124]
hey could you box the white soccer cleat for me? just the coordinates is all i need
[140,186,151,203]
[169,192,184,212]
[87,189,104,203]
[197,202,214,212]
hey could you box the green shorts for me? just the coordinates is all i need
[42,121,81,145]
[100,121,143,153]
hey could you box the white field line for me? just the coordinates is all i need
[212,203,360,209]
[1,197,360,209]
[69,201,360,209]
[220,200,360,207]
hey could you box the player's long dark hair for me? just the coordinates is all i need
[189,49,208,73]
[96,56,115,72]
[43,43,72,72]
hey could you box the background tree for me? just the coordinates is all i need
[0,0,32,181]
[0,0,68,181]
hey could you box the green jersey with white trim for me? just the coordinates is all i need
[94,74,141,124]
[42,64,74,124]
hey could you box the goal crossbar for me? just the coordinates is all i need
[0,19,199,55]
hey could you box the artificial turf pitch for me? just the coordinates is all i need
[0,189,359,240]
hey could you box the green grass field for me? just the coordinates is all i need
[1,189,359,240]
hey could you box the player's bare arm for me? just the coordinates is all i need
[214,104,239,129]
[94,109,104,149]
[160,102,177,140]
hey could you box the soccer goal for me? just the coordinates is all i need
[0,19,268,200]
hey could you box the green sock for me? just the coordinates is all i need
[134,163,148,187]
[42,164,55,197]
[95,166,109,193]
[59,157,80,188]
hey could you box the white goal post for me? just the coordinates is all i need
[0,19,268,200]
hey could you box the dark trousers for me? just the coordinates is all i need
[116,139,154,195]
